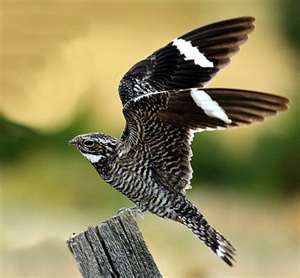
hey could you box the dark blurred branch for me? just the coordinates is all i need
[67,209,162,277]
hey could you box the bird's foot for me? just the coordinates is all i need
[117,206,145,218]
[117,207,128,214]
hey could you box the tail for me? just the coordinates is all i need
[177,202,236,266]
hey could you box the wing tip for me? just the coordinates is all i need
[243,16,255,22]
[217,15,255,28]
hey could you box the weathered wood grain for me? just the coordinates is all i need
[67,209,162,277]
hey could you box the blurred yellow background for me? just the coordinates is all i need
[1,0,300,277]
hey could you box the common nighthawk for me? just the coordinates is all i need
[70,17,288,266]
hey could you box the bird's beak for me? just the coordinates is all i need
[69,137,77,146]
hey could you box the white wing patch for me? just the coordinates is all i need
[81,152,104,163]
[190,89,232,124]
[172,38,214,68]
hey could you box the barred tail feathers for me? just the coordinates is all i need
[178,205,236,266]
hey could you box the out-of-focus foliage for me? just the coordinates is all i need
[279,0,300,54]
[0,113,88,163]
[0,116,40,163]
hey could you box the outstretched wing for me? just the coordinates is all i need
[122,88,288,194]
[119,17,255,105]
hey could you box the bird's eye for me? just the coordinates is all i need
[84,140,94,147]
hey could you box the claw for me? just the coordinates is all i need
[117,206,146,218]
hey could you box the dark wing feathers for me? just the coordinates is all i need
[159,88,288,130]
[119,17,255,105]
[181,17,254,41]
[180,16,254,69]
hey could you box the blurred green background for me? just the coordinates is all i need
[1,0,300,277]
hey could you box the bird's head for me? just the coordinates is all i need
[69,132,118,165]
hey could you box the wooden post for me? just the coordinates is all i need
[67,209,162,277]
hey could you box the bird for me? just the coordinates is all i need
[69,16,289,266]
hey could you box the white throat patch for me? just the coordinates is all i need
[172,38,214,68]
[81,152,104,163]
[190,89,231,124]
